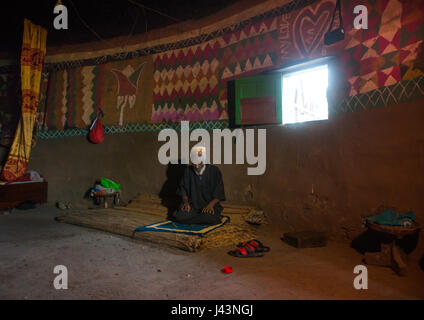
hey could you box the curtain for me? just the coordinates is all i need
[1,19,47,181]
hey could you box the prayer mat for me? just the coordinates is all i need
[133,216,230,237]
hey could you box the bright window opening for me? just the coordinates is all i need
[282,64,328,125]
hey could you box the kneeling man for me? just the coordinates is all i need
[173,146,225,225]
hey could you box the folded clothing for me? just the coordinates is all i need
[5,170,44,184]
[367,209,415,227]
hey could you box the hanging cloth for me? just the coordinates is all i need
[1,19,47,181]
[88,108,105,144]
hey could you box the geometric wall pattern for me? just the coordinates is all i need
[34,73,424,139]
[338,74,424,112]
[151,40,224,123]
[338,0,424,96]
[37,120,229,139]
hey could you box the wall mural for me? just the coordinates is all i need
[33,0,424,134]
[111,62,146,126]
[42,56,153,130]
[281,0,336,60]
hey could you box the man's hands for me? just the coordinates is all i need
[202,203,215,214]
[202,199,220,214]
[181,197,220,214]
[181,196,191,212]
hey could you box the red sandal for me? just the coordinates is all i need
[237,239,270,252]
[228,243,265,258]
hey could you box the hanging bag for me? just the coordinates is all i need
[324,0,345,45]
[89,109,104,144]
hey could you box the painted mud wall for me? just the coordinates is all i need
[28,95,424,259]
[3,0,424,255]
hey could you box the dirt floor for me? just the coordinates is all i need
[0,205,423,300]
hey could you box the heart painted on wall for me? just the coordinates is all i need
[292,1,335,57]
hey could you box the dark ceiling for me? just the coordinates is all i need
[1,0,240,55]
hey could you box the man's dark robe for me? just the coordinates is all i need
[173,164,226,225]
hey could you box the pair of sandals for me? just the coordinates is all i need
[228,239,270,258]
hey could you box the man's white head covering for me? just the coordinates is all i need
[190,145,206,165]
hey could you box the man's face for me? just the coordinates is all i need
[193,162,204,173]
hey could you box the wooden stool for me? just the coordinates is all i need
[95,192,121,209]
[365,220,420,276]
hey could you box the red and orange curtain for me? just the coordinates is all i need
[1,19,47,181]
